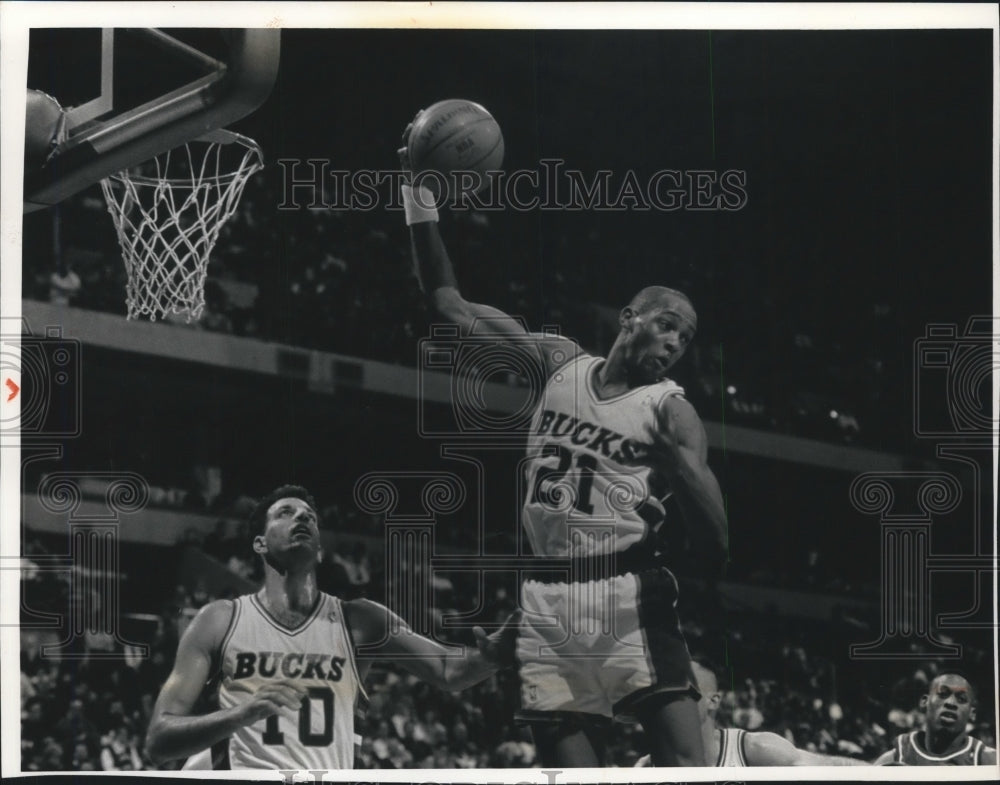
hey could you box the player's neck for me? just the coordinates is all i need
[260,567,319,617]
[922,727,968,756]
[594,350,633,397]
[703,724,721,766]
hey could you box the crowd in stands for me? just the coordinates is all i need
[21,168,910,450]
[20,525,996,771]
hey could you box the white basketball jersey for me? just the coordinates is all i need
[522,354,685,558]
[185,592,368,770]
[715,728,749,767]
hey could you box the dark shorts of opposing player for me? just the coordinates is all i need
[515,564,699,726]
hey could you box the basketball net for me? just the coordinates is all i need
[100,130,263,321]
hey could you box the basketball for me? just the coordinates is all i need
[24,89,67,172]
[407,99,504,195]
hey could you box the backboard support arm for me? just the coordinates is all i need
[24,28,280,213]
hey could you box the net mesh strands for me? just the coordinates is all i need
[100,132,263,321]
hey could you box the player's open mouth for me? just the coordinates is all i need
[291,525,312,539]
[939,711,958,723]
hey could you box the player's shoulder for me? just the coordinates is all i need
[181,598,238,653]
[193,597,238,627]
[654,388,706,439]
[340,598,392,645]
[873,731,911,764]
[654,384,691,412]
[975,740,996,765]
[533,334,585,376]
[889,730,913,750]
[341,596,384,616]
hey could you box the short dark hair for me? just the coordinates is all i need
[628,285,694,314]
[928,672,978,705]
[247,485,319,538]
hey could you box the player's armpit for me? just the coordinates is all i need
[980,746,996,765]
[872,749,897,765]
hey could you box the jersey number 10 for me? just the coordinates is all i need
[262,686,334,747]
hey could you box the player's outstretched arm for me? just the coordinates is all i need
[407,210,521,335]
[345,599,518,691]
[144,600,306,764]
[398,114,579,376]
[645,396,727,567]
[398,132,520,337]
[744,731,869,766]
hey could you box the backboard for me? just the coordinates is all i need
[23,28,280,212]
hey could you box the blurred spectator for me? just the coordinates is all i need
[20,588,995,770]
[189,464,224,512]
[493,740,536,767]
[21,697,47,743]
[37,736,67,770]
[450,720,480,768]
[412,708,448,749]
[48,267,82,305]
[200,280,235,333]
[71,741,97,770]
[54,698,101,758]
[18,508,996,771]
[21,167,899,451]
[99,727,143,771]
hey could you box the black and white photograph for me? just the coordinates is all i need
[1,2,997,781]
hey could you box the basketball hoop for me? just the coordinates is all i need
[100,129,263,321]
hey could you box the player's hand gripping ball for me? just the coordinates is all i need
[399,99,504,198]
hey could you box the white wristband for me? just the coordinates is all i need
[401,183,439,225]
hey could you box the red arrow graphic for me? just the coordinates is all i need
[5,378,19,402]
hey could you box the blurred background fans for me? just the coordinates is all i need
[18,25,995,770]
